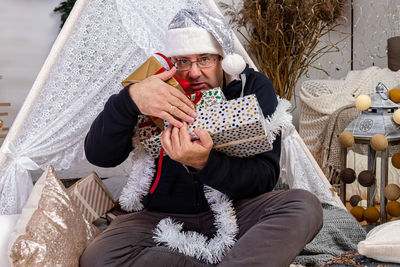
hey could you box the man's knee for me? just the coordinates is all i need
[80,238,107,267]
[79,234,141,267]
[286,189,323,238]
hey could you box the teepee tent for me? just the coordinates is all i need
[0,0,344,215]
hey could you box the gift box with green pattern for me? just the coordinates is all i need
[191,87,226,109]
[137,115,165,158]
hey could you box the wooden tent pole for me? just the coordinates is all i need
[0,0,89,168]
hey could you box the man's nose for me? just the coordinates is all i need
[188,63,201,79]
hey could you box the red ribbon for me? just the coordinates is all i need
[193,91,202,105]
[139,120,157,128]
[149,53,203,195]
[150,147,164,194]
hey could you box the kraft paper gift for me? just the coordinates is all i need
[67,172,115,223]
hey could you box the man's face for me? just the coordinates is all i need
[171,54,224,94]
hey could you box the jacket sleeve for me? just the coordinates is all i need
[84,85,141,167]
[191,74,281,199]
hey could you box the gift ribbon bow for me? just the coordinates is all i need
[1,143,40,171]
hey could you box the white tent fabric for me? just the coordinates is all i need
[0,0,344,215]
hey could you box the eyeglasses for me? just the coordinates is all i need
[172,55,220,71]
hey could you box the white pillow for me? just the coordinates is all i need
[0,214,20,267]
[358,219,400,263]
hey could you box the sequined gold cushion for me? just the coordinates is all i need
[8,166,99,267]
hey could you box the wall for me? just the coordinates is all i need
[0,0,62,144]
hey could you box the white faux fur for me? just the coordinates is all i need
[264,97,292,145]
[119,132,155,212]
[165,27,223,57]
[153,186,238,264]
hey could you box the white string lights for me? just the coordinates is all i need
[307,0,400,81]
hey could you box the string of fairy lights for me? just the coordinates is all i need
[311,0,400,80]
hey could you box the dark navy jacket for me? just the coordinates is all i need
[84,66,281,214]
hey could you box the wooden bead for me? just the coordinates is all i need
[350,206,365,222]
[370,134,388,151]
[355,94,371,111]
[349,195,362,207]
[364,206,380,223]
[339,168,356,184]
[386,201,400,217]
[392,153,400,169]
[393,109,400,124]
[389,88,400,103]
[339,131,354,148]
[358,170,375,187]
[384,184,400,201]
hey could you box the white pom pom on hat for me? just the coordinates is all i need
[222,53,247,75]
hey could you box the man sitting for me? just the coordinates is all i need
[81,8,323,267]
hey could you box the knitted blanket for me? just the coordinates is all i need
[300,67,400,181]
[292,203,366,266]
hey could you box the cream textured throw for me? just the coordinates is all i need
[299,67,400,181]
[320,105,360,183]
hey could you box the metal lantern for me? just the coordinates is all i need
[341,82,400,224]
[344,82,400,140]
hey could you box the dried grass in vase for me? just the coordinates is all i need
[220,0,347,100]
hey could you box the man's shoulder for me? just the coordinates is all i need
[223,65,276,103]
[241,66,275,96]
[243,66,272,85]
[242,66,278,116]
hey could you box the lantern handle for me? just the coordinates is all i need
[376,82,389,100]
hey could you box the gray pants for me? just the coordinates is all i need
[80,189,323,267]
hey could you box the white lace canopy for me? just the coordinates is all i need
[0,0,343,215]
[0,0,207,214]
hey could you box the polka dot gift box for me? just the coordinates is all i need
[166,94,292,157]
[138,88,226,158]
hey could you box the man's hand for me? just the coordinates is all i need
[160,122,213,170]
[129,67,196,128]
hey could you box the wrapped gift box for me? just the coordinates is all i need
[191,87,226,108]
[137,115,165,158]
[167,94,273,157]
[121,54,188,130]
[67,172,115,223]
[139,87,226,158]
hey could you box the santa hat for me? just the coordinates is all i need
[165,9,246,75]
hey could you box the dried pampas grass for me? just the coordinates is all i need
[221,0,347,100]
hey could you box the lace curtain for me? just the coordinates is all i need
[280,125,343,208]
[0,0,205,215]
